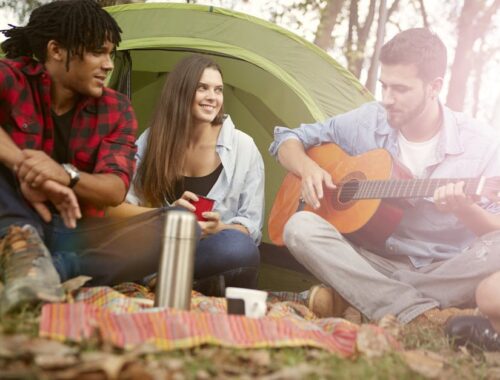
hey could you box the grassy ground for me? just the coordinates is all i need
[0,304,497,380]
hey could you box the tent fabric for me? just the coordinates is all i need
[106,3,373,243]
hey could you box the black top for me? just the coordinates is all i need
[168,163,223,203]
[51,108,75,163]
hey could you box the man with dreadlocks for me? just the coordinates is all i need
[0,0,164,313]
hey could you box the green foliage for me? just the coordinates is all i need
[0,303,41,336]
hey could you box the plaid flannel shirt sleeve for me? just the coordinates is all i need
[0,61,20,110]
[93,93,138,190]
[0,60,40,149]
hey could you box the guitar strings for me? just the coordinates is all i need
[334,178,480,199]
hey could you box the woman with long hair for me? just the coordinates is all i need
[110,54,264,295]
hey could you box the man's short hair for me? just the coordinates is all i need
[380,28,447,82]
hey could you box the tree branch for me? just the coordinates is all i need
[474,0,500,37]
[314,0,346,50]
[416,0,429,28]
[387,0,401,19]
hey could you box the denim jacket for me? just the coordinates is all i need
[269,101,500,267]
[127,115,264,244]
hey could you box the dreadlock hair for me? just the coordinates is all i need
[1,0,121,68]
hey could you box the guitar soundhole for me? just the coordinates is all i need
[338,179,359,203]
[329,171,365,211]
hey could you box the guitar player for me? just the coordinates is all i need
[269,28,500,324]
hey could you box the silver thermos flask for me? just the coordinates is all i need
[154,210,197,310]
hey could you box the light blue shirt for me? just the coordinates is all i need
[269,101,500,267]
[128,115,265,243]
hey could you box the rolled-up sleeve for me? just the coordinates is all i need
[269,119,340,158]
[226,143,265,244]
[269,102,379,159]
[94,97,138,190]
[125,129,150,206]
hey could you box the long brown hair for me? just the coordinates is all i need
[135,54,224,206]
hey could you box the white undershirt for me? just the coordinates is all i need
[397,131,440,178]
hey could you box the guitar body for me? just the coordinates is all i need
[268,144,406,251]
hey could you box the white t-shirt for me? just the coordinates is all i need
[397,131,440,178]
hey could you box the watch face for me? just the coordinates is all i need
[63,163,80,187]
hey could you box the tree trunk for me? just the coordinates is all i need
[471,39,493,117]
[314,0,346,50]
[365,0,388,93]
[345,0,358,75]
[446,0,480,111]
[446,0,500,112]
[345,0,377,78]
[415,0,429,28]
[492,92,500,129]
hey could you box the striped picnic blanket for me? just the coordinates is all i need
[39,285,370,356]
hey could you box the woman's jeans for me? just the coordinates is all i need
[0,165,259,291]
[193,229,260,294]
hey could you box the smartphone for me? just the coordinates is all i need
[189,195,215,221]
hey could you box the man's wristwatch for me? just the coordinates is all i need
[62,163,80,188]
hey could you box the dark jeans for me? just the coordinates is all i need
[0,165,259,289]
[195,229,260,291]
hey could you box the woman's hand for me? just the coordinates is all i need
[198,211,221,237]
[172,191,198,212]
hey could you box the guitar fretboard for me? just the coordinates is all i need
[342,178,481,200]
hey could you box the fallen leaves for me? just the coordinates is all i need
[422,307,478,326]
[356,324,395,358]
[245,350,272,367]
[0,299,492,379]
[0,335,77,359]
[401,350,446,379]
[355,316,402,359]
[62,275,93,304]
[378,314,400,339]
[62,276,92,296]
[34,354,79,370]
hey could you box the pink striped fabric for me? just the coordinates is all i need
[39,286,359,356]
[40,302,357,355]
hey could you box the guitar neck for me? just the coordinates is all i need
[347,177,483,200]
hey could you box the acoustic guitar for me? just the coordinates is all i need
[268,143,500,251]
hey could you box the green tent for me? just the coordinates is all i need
[106,3,372,289]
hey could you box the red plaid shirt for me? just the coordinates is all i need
[0,57,138,217]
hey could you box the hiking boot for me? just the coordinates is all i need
[445,315,500,351]
[307,284,349,318]
[0,225,65,314]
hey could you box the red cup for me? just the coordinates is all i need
[189,195,215,221]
